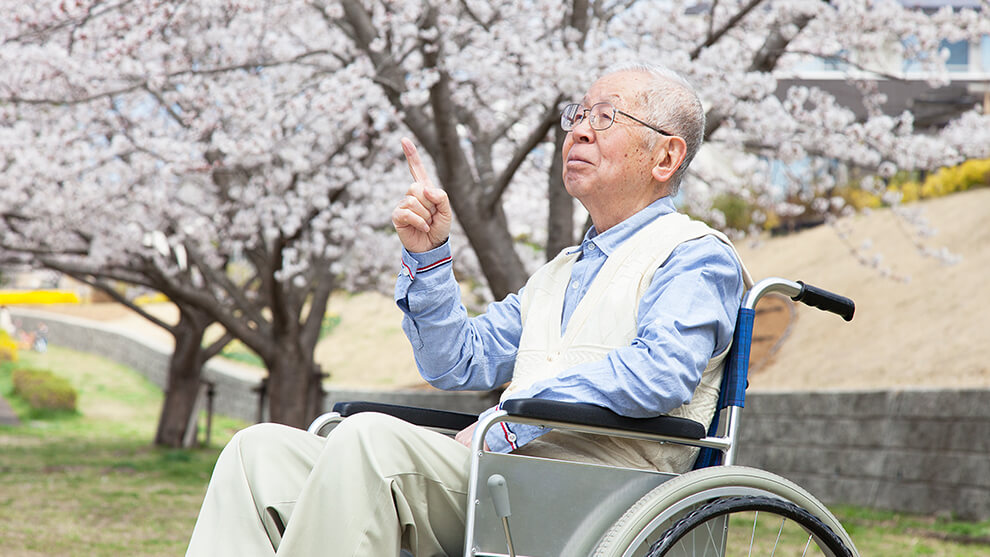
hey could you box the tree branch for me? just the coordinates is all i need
[691,0,765,61]
[338,0,440,153]
[487,95,563,211]
[63,270,178,334]
[704,10,816,138]
[1,49,342,107]
[201,330,235,361]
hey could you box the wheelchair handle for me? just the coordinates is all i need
[793,281,855,321]
[743,278,855,322]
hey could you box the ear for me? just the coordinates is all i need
[650,136,688,184]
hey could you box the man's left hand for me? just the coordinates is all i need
[455,420,490,450]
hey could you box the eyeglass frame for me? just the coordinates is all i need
[560,101,674,137]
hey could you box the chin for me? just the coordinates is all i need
[563,173,588,193]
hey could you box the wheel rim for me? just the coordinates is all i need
[621,486,772,556]
[648,496,852,557]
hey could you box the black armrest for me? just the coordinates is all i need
[500,399,706,440]
[332,401,478,431]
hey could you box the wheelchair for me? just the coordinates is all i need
[308,277,859,556]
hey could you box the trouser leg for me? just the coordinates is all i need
[187,422,324,557]
[187,414,471,557]
[275,412,471,557]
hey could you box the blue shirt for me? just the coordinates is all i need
[395,197,744,453]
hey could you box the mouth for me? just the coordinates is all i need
[566,154,593,166]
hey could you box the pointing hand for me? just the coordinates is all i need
[391,137,452,253]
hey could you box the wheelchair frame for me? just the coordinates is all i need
[308,277,858,556]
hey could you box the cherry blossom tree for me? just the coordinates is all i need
[611,0,990,232]
[325,0,990,293]
[0,1,405,438]
[2,0,988,439]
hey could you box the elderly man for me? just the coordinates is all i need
[187,63,750,557]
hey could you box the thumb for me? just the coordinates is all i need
[423,186,451,218]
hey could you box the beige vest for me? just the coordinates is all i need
[504,211,753,472]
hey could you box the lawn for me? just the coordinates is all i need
[1,345,988,556]
[0,347,242,556]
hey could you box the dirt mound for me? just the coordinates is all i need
[737,188,990,391]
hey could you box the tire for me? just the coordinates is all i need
[646,495,853,556]
[592,466,858,557]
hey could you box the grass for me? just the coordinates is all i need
[1,346,989,556]
[834,505,990,556]
[0,347,244,557]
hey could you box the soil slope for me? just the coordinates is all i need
[737,187,990,391]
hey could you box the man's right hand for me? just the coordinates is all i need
[391,137,452,253]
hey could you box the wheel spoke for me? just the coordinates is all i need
[749,510,758,556]
[802,533,813,557]
[770,516,786,556]
[704,515,718,557]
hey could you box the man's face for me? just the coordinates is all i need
[562,71,667,231]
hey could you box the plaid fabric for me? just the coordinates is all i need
[694,307,755,469]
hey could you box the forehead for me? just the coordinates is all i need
[581,71,650,106]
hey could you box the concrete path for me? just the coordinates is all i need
[0,393,20,426]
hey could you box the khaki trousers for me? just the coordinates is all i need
[186,413,470,557]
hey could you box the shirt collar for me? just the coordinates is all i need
[576,196,677,256]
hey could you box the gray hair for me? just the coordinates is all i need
[605,63,706,195]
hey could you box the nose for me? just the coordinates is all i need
[570,116,595,143]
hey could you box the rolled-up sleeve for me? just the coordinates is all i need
[395,245,522,392]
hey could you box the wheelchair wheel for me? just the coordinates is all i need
[645,495,852,556]
[592,466,858,557]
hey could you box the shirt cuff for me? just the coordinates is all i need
[400,242,452,280]
[479,405,515,453]
[479,403,548,453]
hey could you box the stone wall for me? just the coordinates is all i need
[738,390,990,520]
[10,308,990,519]
[9,309,496,423]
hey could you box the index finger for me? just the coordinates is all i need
[401,137,430,185]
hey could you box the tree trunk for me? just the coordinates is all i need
[457,197,530,300]
[429,142,530,300]
[546,126,575,259]
[264,343,322,429]
[154,309,210,447]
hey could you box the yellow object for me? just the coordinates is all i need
[0,290,81,305]
[133,292,168,306]
[0,331,18,362]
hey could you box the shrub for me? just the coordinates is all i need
[711,194,755,232]
[921,158,990,198]
[12,368,78,412]
[838,158,989,210]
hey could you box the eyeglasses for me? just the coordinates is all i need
[561,102,673,137]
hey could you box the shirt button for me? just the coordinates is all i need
[507,433,517,442]
[587,243,596,251]
[571,281,579,290]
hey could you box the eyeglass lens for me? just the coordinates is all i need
[561,102,616,131]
